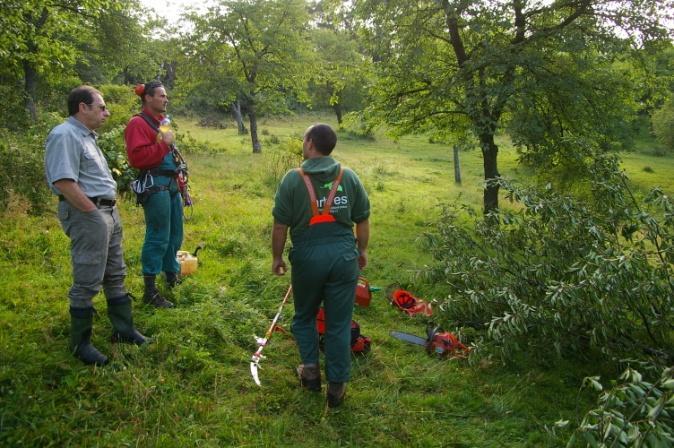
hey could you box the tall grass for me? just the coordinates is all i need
[1,114,672,447]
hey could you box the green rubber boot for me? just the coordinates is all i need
[70,307,108,366]
[107,294,148,345]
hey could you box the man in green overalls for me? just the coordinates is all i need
[272,124,370,407]
[125,81,185,308]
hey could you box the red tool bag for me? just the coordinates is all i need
[387,285,433,316]
[316,307,371,354]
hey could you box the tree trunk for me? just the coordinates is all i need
[23,60,38,122]
[163,60,177,89]
[333,103,343,125]
[231,101,247,134]
[453,144,462,184]
[248,107,261,153]
[480,132,500,213]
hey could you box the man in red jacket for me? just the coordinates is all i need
[124,81,184,308]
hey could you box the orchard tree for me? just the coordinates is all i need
[178,29,246,130]
[308,27,370,125]
[189,0,311,153]
[94,4,163,85]
[355,0,673,213]
[0,0,120,121]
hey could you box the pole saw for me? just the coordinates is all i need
[250,285,293,386]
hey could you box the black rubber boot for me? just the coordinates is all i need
[327,382,347,408]
[296,363,321,391]
[70,307,108,366]
[143,275,174,308]
[165,271,182,289]
[107,294,148,345]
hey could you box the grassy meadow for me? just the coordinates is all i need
[1,114,671,447]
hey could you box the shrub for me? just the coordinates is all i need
[566,366,673,447]
[0,84,31,130]
[97,125,135,194]
[422,155,673,364]
[98,84,139,132]
[0,127,52,214]
[262,137,303,190]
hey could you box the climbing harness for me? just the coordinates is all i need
[131,112,192,210]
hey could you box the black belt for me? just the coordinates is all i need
[59,195,116,207]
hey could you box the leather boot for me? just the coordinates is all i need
[143,275,174,308]
[70,307,108,366]
[327,382,347,408]
[165,271,182,289]
[296,363,321,391]
[107,294,148,345]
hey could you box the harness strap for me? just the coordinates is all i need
[148,168,177,177]
[138,111,160,133]
[296,167,344,225]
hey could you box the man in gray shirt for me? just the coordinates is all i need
[45,85,147,366]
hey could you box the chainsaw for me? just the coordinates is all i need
[390,325,470,358]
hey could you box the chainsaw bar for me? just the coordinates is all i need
[390,330,427,346]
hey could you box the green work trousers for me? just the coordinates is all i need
[290,224,359,383]
[141,189,183,276]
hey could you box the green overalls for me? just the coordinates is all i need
[273,157,370,383]
[141,151,183,277]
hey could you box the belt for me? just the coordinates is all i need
[59,195,116,207]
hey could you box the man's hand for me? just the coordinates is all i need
[271,221,289,276]
[356,219,369,270]
[272,257,287,276]
[159,130,175,145]
[358,249,368,270]
[53,179,97,212]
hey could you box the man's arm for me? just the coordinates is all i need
[54,179,97,212]
[356,219,369,269]
[271,220,289,276]
[124,117,172,169]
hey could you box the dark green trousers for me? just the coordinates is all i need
[290,224,359,383]
[141,190,183,276]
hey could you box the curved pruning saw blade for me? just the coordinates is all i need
[250,360,261,386]
[248,286,293,387]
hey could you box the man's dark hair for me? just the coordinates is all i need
[67,85,102,116]
[142,80,164,102]
[306,124,337,155]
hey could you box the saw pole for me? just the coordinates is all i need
[250,285,293,386]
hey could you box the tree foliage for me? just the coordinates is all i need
[423,153,673,365]
[308,27,371,124]
[652,97,674,152]
[187,0,312,153]
[0,0,122,122]
[354,0,674,212]
[568,367,673,447]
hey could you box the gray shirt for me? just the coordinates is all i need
[44,116,117,199]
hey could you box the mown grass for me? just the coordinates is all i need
[1,114,669,447]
